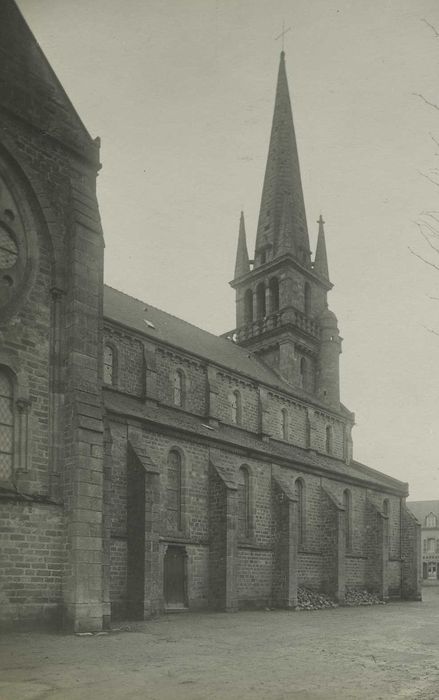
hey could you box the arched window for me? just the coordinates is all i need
[0,371,14,482]
[305,415,311,449]
[426,512,437,529]
[281,408,289,440]
[296,478,305,547]
[304,283,311,316]
[300,357,307,389]
[103,344,115,385]
[230,390,241,425]
[173,370,185,408]
[244,289,253,324]
[269,277,279,314]
[256,282,266,319]
[343,489,352,551]
[238,466,250,539]
[326,425,333,454]
[167,450,182,531]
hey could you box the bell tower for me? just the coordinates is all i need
[230,52,341,410]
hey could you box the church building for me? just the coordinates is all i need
[0,1,420,631]
[407,502,439,582]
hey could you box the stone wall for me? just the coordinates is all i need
[155,348,207,416]
[0,499,66,627]
[105,417,411,615]
[103,322,352,461]
[0,0,104,632]
[297,552,323,589]
[237,547,273,607]
[401,505,422,600]
[104,328,144,397]
[208,464,228,610]
[345,556,367,588]
[110,538,127,619]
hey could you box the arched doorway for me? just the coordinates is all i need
[164,546,188,609]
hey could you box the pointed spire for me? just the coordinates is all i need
[234,211,251,278]
[277,195,296,256]
[255,52,310,264]
[314,215,330,281]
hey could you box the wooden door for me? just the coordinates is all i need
[164,546,187,607]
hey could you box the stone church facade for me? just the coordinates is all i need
[0,1,420,631]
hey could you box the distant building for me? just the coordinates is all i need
[0,0,421,632]
[407,502,439,581]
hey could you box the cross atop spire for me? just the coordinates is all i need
[275,21,291,52]
[254,51,310,267]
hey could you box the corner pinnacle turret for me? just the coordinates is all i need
[314,215,330,282]
[234,211,250,278]
[254,51,310,266]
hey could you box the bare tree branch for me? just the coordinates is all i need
[416,19,439,337]
[422,18,439,38]
[416,217,439,235]
[413,93,439,112]
[417,169,439,187]
[419,220,439,240]
[413,221,439,253]
[409,246,439,271]
[420,211,439,224]
[423,324,439,337]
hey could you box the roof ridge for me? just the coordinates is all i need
[407,500,439,505]
[351,459,407,488]
[104,283,244,344]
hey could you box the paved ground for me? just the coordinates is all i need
[1,588,439,700]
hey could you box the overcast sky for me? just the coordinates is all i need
[17,0,439,500]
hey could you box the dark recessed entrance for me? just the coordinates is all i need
[126,448,145,620]
[164,546,187,609]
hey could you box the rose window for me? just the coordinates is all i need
[0,226,18,269]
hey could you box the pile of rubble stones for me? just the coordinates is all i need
[345,589,386,606]
[296,587,337,610]
[296,587,386,611]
